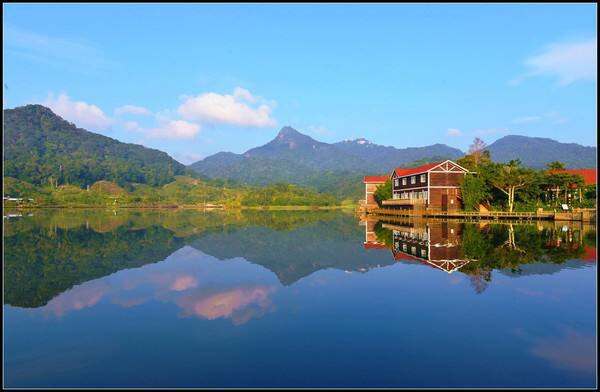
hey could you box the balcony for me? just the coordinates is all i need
[382,198,426,207]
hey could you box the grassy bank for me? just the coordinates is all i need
[4,176,354,209]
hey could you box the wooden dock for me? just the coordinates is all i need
[366,208,595,222]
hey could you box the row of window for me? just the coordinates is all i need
[396,242,428,259]
[395,231,429,241]
[398,190,428,200]
[394,174,426,187]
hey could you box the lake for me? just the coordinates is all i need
[3,209,597,388]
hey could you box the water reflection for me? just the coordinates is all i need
[362,217,596,293]
[36,246,279,325]
[4,209,398,309]
[4,210,597,309]
[3,210,597,388]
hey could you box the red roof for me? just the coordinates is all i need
[548,169,596,185]
[363,175,389,183]
[582,245,596,262]
[393,250,425,262]
[393,161,445,177]
[363,242,390,249]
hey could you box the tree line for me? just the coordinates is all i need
[372,137,596,212]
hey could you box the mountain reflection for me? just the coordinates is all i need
[362,217,596,292]
[3,209,596,314]
[37,247,278,325]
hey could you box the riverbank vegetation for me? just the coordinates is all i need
[371,138,596,212]
[3,175,342,208]
[456,145,596,212]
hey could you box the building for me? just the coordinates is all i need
[383,160,470,211]
[362,175,389,209]
[546,169,596,204]
[548,169,596,187]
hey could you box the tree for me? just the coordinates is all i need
[543,172,584,205]
[468,137,488,165]
[373,179,392,207]
[546,161,566,171]
[460,174,491,211]
[489,161,537,212]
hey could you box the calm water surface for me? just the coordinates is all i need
[3,209,597,388]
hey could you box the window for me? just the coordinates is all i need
[402,178,407,186]
[402,243,407,252]
[420,174,426,183]
[394,178,399,187]
[411,176,416,184]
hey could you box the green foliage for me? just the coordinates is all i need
[373,179,392,207]
[546,161,566,171]
[460,174,490,211]
[4,105,186,188]
[3,176,340,207]
[458,153,597,212]
[373,220,393,246]
[240,183,337,206]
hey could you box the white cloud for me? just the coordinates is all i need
[123,121,141,131]
[115,105,151,116]
[177,88,277,128]
[43,94,112,130]
[524,39,597,85]
[147,120,201,140]
[447,128,462,137]
[232,87,257,103]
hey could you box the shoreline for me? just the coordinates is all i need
[3,204,357,211]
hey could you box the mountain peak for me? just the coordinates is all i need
[271,126,320,149]
[276,126,310,142]
[277,126,301,136]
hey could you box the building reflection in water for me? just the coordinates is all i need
[363,218,472,273]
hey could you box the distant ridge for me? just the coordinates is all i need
[486,135,596,169]
[190,127,596,198]
[189,126,463,197]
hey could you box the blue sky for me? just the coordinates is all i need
[3,4,597,164]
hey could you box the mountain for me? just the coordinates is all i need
[242,126,367,171]
[334,139,463,172]
[189,126,462,198]
[487,135,596,169]
[4,105,186,187]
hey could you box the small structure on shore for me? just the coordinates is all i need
[363,176,389,210]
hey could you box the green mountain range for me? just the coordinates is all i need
[4,105,187,188]
[189,126,596,199]
[486,135,596,169]
[3,105,596,203]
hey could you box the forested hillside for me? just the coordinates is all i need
[4,105,187,187]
